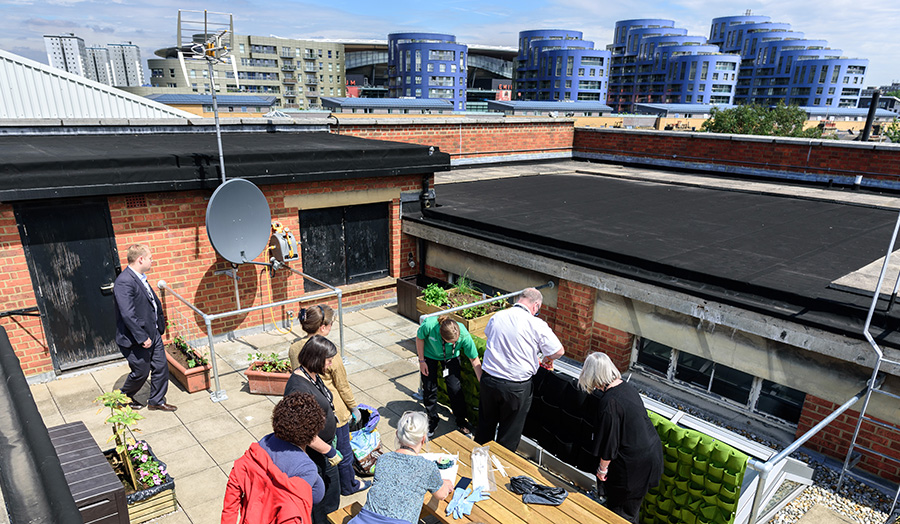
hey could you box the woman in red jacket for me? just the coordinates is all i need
[222,392,326,524]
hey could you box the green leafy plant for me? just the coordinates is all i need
[883,118,900,143]
[422,283,449,307]
[174,335,209,368]
[452,273,478,296]
[701,102,824,138]
[248,352,292,373]
[95,390,170,491]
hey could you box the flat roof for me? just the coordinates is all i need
[145,94,277,106]
[0,131,450,202]
[487,100,613,111]
[321,97,454,109]
[411,170,900,345]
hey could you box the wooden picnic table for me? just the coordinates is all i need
[329,430,627,524]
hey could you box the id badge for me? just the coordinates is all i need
[442,367,450,378]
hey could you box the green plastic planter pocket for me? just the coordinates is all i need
[702,490,719,506]
[707,463,725,482]
[693,454,709,474]
[690,468,706,485]
[719,484,738,506]
[722,469,739,488]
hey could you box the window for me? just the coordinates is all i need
[439,64,446,73]
[429,88,453,98]
[700,62,709,81]
[427,63,434,72]
[415,76,421,84]
[565,80,571,88]
[832,67,841,83]
[328,50,332,58]
[581,56,603,66]
[689,62,697,81]
[239,44,245,54]
[429,50,455,61]
[299,203,389,290]
[415,50,421,72]
[635,338,806,424]
[578,68,585,76]
[566,57,574,75]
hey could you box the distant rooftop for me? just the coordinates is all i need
[145,94,277,106]
[320,97,454,110]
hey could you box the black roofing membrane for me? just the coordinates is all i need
[419,174,900,344]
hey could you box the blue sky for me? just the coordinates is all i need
[2,0,897,87]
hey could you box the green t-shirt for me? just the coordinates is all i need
[416,317,478,361]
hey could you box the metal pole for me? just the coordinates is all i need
[208,59,227,183]
[232,266,241,310]
[861,89,881,142]
[419,281,555,323]
[206,317,227,402]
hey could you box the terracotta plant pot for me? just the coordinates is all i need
[165,347,211,393]
[245,363,291,395]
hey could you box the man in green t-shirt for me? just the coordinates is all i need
[416,316,483,437]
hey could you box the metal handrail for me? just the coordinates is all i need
[746,386,866,522]
[418,281,555,323]
[158,269,344,402]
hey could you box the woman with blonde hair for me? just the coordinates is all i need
[290,304,370,495]
[416,315,483,436]
[578,352,662,523]
[350,411,452,524]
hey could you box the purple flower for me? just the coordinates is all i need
[141,443,148,451]
[160,468,167,476]
[140,454,148,462]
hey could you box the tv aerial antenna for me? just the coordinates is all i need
[177,10,235,183]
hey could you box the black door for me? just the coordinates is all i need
[299,202,389,292]
[15,198,122,371]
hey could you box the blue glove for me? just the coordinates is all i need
[445,486,470,517]
[351,407,361,422]
[458,486,489,517]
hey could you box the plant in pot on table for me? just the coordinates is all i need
[245,351,293,395]
[164,328,212,393]
[417,275,509,338]
[94,390,176,523]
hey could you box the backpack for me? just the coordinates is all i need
[349,404,384,476]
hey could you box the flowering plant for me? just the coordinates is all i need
[127,440,169,489]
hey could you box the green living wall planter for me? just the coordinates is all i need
[642,411,748,524]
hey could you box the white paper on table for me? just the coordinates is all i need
[420,452,459,483]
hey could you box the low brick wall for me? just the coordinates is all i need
[334,116,575,165]
[574,127,900,190]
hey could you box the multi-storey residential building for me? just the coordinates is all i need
[44,34,92,81]
[608,15,869,111]
[107,43,144,87]
[147,35,345,109]
[85,47,113,85]
[711,15,868,108]
[387,33,467,111]
[514,30,610,102]
[607,20,741,112]
[45,34,144,87]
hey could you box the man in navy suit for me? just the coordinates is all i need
[114,244,177,412]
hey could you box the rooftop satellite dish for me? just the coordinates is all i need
[206,178,271,264]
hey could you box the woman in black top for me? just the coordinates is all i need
[284,335,341,524]
[578,352,662,524]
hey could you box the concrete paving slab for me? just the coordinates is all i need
[161,443,216,479]
[339,353,369,375]
[47,373,103,414]
[246,422,272,441]
[795,504,857,523]
[342,336,381,354]
[29,383,52,403]
[228,399,275,429]
[378,313,417,331]
[357,348,401,368]
[174,394,230,424]
[183,497,225,524]
[359,306,396,320]
[365,330,407,348]
[185,412,245,443]
[217,386,273,411]
[201,428,256,465]
[131,408,186,435]
[34,395,62,421]
[40,411,66,429]
[329,325,365,344]
[338,311,372,327]
[348,368,391,391]
[352,320,391,337]
[89,363,130,392]
[150,507,192,524]
[139,425,198,457]
[376,359,418,380]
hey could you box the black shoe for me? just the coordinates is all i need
[148,402,177,412]
[457,424,472,437]
[129,401,144,410]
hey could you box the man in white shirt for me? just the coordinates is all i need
[475,288,564,451]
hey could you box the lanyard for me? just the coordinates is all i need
[299,366,335,413]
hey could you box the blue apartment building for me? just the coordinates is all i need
[608,15,868,112]
[514,30,610,102]
[607,19,741,113]
[709,15,868,108]
[387,33,467,110]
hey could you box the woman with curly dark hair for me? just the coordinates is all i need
[223,392,326,523]
[284,335,342,524]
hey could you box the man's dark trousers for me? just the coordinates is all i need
[474,372,533,451]
[119,336,168,406]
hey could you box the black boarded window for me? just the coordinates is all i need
[299,203,389,291]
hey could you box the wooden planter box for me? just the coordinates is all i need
[104,444,177,524]
[165,346,211,393]
[245,364,292,395]
[415,297,499,338]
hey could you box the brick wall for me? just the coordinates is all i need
[554,280,597,363]
[1,173,430,376]
[336,118,574,161]
[798,394,900,482]
[574,128,900,187]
